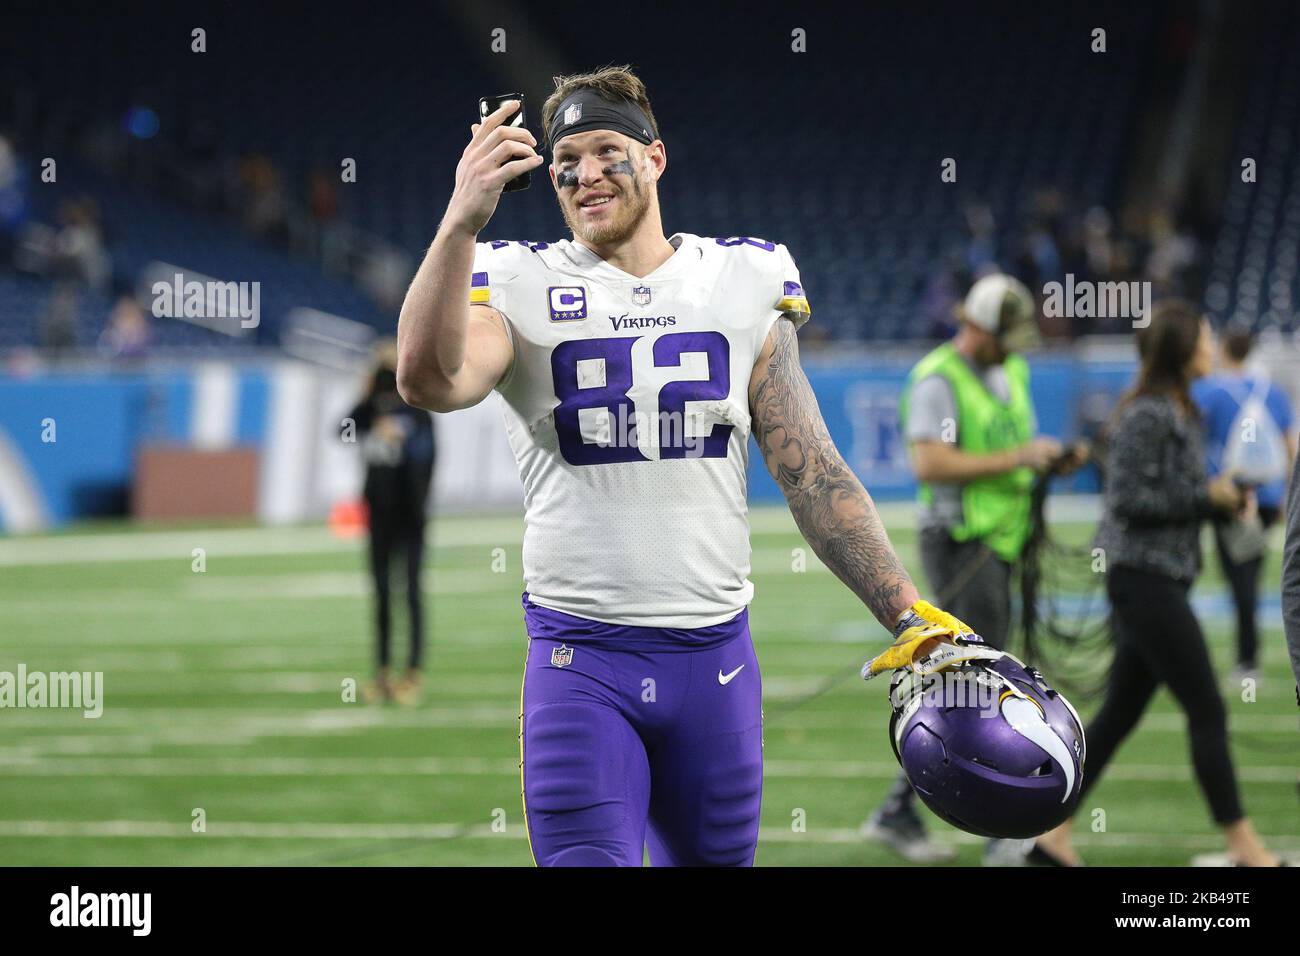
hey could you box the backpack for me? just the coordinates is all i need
[1221,377,1289,486]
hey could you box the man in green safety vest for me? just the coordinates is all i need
[862,273,1086,863]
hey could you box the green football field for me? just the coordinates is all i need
[2,507,1296,866]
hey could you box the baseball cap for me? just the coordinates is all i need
[956,274,1041,352]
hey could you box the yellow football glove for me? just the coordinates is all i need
[898,600,975,639]
[861,600,987,681]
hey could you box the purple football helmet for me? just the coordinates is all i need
[888,653,1086,839]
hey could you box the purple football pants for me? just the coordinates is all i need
[519,608,763,867]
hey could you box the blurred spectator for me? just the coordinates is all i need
[1082,206,1115,278]
[40,283,81,354]
[176,115,223,210]
[359,244,415,314]
[98,294,151,360]
[0,135,28,268]
[237,152,288,243]
[343,339,436,706]
[893,183,1212,342]
[962,201,998,274]
[308,169,339,224]
[51,199,110,291]
[919,254,967,340]
[303,168,346,265]
[1192,328,1298,677]
[1145,202,1201,299]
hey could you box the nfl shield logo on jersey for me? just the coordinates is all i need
[550,643,574,668]
[632,284,652,306]
[564,102,582,125]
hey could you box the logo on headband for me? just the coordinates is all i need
[564,102,582,125]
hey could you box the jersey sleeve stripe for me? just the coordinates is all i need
[775,295,811,318]
[470,271,491,304]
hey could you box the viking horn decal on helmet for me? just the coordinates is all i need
[1000,695,1076,802]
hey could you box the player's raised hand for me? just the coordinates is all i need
[442,100,545,238]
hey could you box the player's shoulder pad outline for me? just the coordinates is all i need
[712,236,778,253]
[471,239,555,305]
[708,236,810,323]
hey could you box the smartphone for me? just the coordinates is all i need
[478,93,532,192]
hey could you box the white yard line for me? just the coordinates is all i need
[4,707,1296,740]
[0,819,1295,853]
[4,498,1284,570]
[0,754,1294,784]
[0,756,520,776]
[0,526,352,567]
[0,517,526,567]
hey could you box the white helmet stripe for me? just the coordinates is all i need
[894,692,923,753]
[1001,696,1076,803]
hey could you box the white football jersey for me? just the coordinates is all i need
[470,233,810,628]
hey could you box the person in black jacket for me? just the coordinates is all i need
[1034,300,1278,867]
[1284,441,1300,702]
[344,340,436,705]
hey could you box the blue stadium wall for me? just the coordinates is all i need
[0,367,271,526]
[0,353,1136,530]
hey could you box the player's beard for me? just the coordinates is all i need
[561,168,650,246]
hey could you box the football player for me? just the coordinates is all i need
[397,65,976,866]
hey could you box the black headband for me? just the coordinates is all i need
[547,90,656,149]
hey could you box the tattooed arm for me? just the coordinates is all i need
[749,318,920,630]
